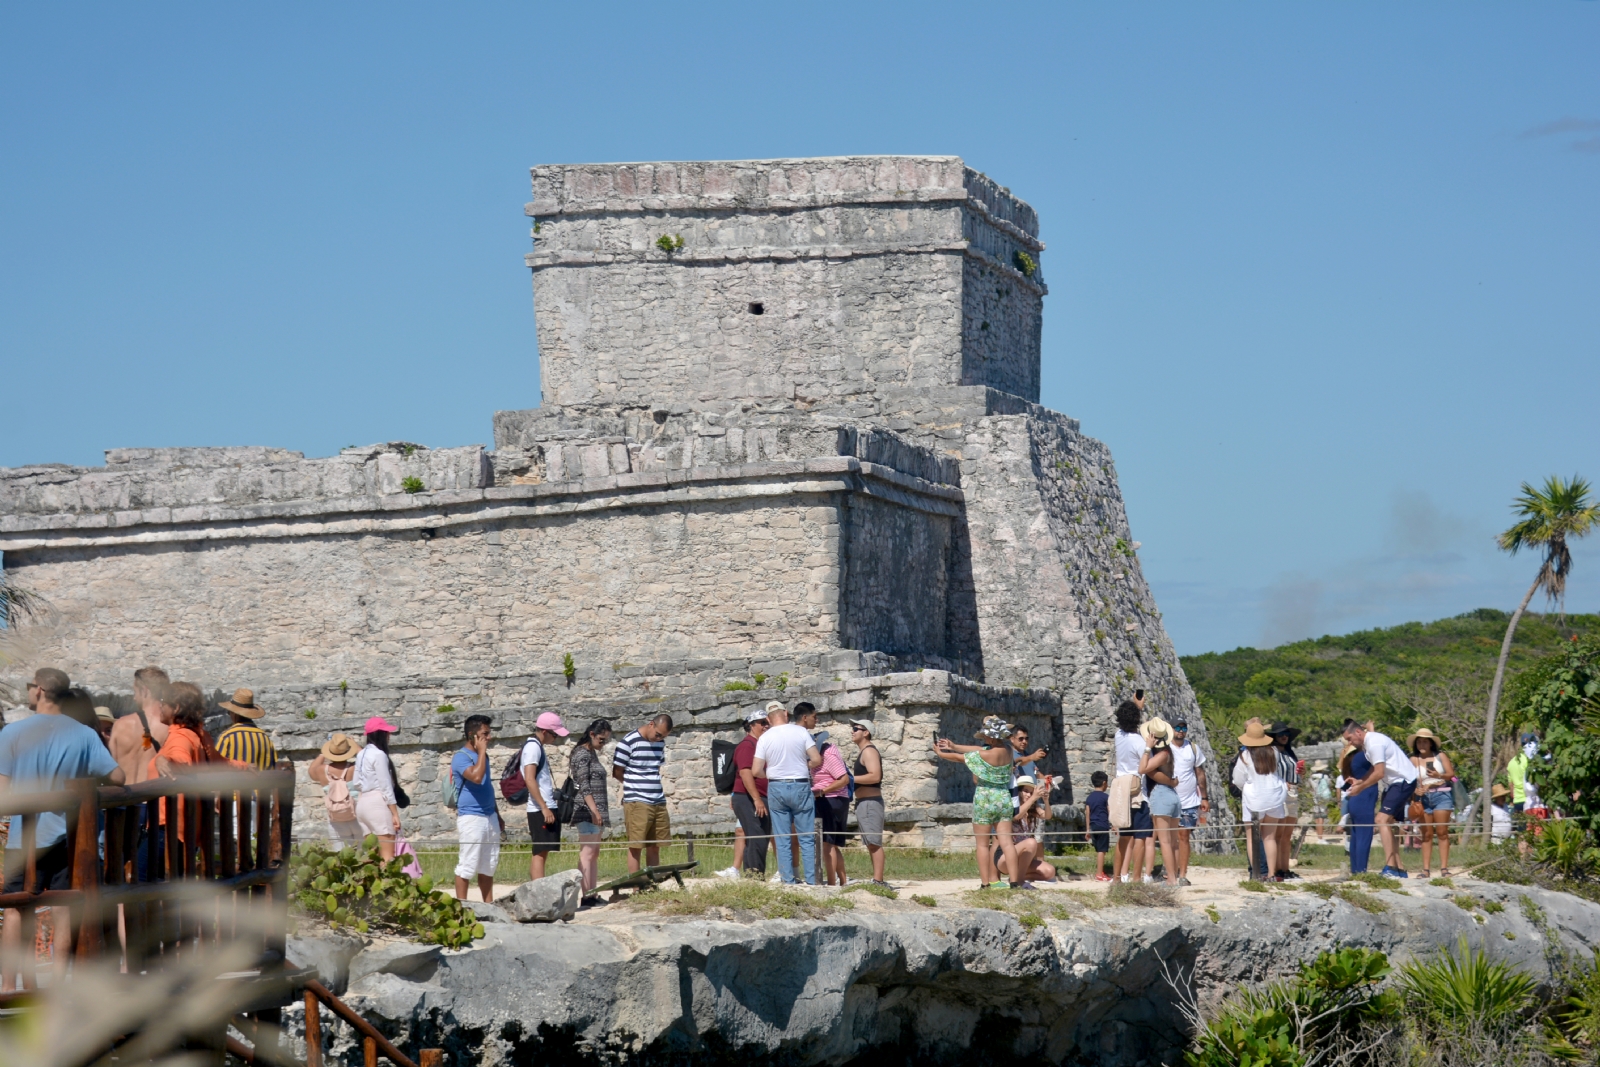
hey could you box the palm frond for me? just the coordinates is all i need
[0,573,44,629]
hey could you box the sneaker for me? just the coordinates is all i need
[872,879,893,889]
[1177,877,1192,887]
[1010,881,1035,890]
[1280,870,1301,880]
[1380,866,1409,879]
[1120,873,1131,883]
[1094,873,1113,883]
[1141,875,1156,884]
[990,880,1009,890]
[769,873,783,883]
[715,866,740,880]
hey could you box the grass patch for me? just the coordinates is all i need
[1429,876,1455,888]
[1519,893,1544,924]
[1336,885,1390,914]
[627,880,853,921]
[1482,898,1504,914]
[1349,871,1402,891]
[1106,881,1179,908]
[912,894,937,908]
[1504,930,1517,940]
[1205,905,1221,923]
[1453,894,1481,911]
[1297,882,1337,900]
[842,881,898,900]
[1239,879,1270,893]
[960,887,1083,925]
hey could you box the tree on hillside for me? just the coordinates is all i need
[1481,475,1598,840]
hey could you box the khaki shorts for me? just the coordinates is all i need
[624,802,670,848]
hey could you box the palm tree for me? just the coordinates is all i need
[1479,475,1598,840]
[0,571,42,630]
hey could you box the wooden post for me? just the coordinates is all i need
[685,832,695,863]
[303,988,323,1067]
[70,779,103,958]
[419,1050,444,1067]
[363,1036,378,1067]
[19,813,37,990]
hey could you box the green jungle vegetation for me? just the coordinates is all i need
[1181,609,1600,778]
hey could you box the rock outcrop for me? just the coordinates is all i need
[283,882,1600,1067]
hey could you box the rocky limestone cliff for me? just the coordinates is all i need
[282,881,1600,1067]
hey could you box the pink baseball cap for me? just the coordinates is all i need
[364,715,399,734]
[535,712,569,736]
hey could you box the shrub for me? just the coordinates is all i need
[1555,947,1600,1051]
[1012,250,1037,277]
[1398,938,1536,1033]
[655,233,684,254]
[1531,818,1599,881]
[401,476,425,494]
[289,839,484,949]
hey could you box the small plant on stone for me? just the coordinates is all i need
[1012,250,1037,277]
[339,680,348,693]
[752,673,768,688]
[912,894,937,908]
[722,680,756,692]
[842,881,898,900]
[303,709,317,719]
[401,476,425,494]
[1482,898,1505,914]
[563,653,576,686]
[655,233,684,254]
[1205,905,1221,923]
[1240,879,1269,892]
[289,838,484,949]
[1453,894,1481,912]
[402,444,418,458]
[436,703,456,714]
[774,672,790,693]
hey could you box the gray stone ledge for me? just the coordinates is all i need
[526,240,968,271]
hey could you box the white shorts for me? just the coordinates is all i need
[1243,804,1287,823]
[455,814,502,879]
[355,791,395,836]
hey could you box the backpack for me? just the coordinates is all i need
[711,738,739,795]
[555,777,579,824]
[324,765,357,823]
[442,762,461,809]
[501,740,545,806]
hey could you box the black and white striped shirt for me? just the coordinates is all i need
[613,730,666,805]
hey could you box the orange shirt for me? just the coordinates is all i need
[150,724,219,827]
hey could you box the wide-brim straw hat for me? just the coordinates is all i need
[1338,743,1360,779]
[1407,727,1441,753]
[1141,717,1173,749]
[219,687,265,719]
[1238,720,1275,748]
[320,733,361,762]
[1490,783,1513,802]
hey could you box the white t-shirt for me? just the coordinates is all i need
[520,737,557,810]
[1114,730,1145,777]
[1362,731,1419,787]
[754,723,817,780]
[1171,740,1207,807]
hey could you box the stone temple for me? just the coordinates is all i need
[0,156,1228,845]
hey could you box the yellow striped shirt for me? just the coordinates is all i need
[216,723,278,770]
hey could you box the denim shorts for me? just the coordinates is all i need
[1421,789,1454,813]
[576,821,603,836]
[1179,805,1201,829]
[1148,784,1181,820]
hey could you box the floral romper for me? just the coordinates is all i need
[966,750,1015,826]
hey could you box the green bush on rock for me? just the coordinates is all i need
[289,837,485,949]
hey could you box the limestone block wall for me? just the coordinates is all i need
[525,157,1045,408]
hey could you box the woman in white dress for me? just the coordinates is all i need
[354,716,402,860]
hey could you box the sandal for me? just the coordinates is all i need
[1439,868,1451,878]
[1420,869,1431,879]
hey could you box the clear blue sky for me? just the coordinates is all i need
[3,4,1597,655]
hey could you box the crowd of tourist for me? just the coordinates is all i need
[0,660,1550,925]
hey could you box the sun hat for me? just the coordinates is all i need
[1238,720,1275,748]
[1014,774,1037,788]
[1338,743,1360,779]
[1266,721,1301,743]
[535,712,570,736]
[1490,783,1513,802]
[1141,717,1173,749]
[219,688,265,719]
[979,715,1013,741]
[320,733,361,762]
[94,705,115,723]
[848,718,873,736]
[1407,727,1441,753]
[765,701,786,716]
[744,708,770,725]
[363,715,399,735]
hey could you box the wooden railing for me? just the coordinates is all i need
[0,768,295,989]
[1,769,443,1065]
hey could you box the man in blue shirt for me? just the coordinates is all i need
[0,667,123,991]
[450,715,500,902]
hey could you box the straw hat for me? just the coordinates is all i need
[1141,717,1173,749]
[94,705,115,723]
[1238,720,1275,748]
[320,733,361,762]
[1490,783,1513,803]
[219,688,265,719]
[1407,727,1441,753]
[1014,774,1037,789]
